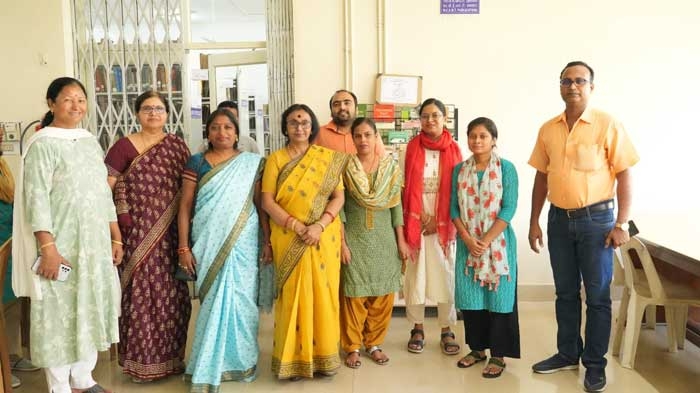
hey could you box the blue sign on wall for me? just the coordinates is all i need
[441,0,480,14]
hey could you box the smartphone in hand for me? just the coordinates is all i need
[31,257,72,281]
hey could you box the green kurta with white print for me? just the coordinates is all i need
[23,134,119,367]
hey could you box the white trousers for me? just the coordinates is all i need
[406,302,456,328]
[44,351,97,393]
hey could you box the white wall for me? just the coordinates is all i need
[293,0,700,287]
[0,0,73,175]
[3,0,698,287]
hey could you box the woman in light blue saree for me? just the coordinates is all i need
[177,110,271,392]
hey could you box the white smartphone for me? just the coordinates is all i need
[31,257,72,282]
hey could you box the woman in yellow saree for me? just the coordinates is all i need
[262,104,348,380]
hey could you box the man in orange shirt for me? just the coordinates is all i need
[314,89,386,155]
[528,61,639,392]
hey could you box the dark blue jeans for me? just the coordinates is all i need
[547,204,614,370]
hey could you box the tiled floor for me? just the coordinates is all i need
[9,301,700,392]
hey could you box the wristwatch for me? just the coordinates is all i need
[615,221,629,231]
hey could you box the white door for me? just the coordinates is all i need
[208,50,269,154]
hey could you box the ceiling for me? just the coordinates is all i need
[190,0,265,23]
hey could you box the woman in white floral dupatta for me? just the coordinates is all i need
[450,117,520,379]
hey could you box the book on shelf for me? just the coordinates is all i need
[373,104,395,121]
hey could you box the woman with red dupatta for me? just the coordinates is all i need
[403,98,463,356]
[104,91,192,383]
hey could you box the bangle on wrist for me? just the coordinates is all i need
[39,242,55,250]
[315,221,326,231]
[111,239,123,246]
[291,219,298,233]
[284,215,294,229]
[323,210,335,221]
[177,247,190,255]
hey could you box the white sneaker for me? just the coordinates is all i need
[10,355,40,372]
[11,374,21,388]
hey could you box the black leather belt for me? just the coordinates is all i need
[553,200,614,219]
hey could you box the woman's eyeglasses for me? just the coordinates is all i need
[140,106,167,114]
[287,121,312,129]
[420,113,443,121]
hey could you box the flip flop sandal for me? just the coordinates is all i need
[482,357,506,379]
[457,350,487,368]
[367,345,389,365]
[407,328,425,353]
[440,331,461,355]
[345,349,362,369]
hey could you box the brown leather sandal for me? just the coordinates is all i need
[482,357,506,378]
[440,331,461,355]
[407,328,425,353]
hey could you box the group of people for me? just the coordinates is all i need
[3,59,638,393]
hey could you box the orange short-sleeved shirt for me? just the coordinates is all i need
[261,147,344,195]
[314,120,386,156]
[528,107,639,209]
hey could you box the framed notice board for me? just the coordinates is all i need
[375,74,422,106]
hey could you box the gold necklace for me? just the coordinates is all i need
[287,144,309,159]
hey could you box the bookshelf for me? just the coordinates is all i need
[357,102,458,163]
[357,103,458,143]
[72,0,187,151]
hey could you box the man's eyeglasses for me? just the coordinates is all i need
[560,78,589,87]
[420,113,443,121]
[140,106,167,114]
[287,120,312,129]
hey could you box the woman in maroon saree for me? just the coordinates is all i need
[104,91,192,383]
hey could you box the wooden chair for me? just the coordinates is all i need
[611,237,700,368]
[0,239,14,392]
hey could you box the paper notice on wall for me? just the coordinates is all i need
[441,0,479,14]
[191,69,208,81]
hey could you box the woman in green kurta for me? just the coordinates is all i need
[450,117,520,378]
[340,117,409,368]
[12,77,121,393]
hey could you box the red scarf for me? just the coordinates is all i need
[403,130,462,251]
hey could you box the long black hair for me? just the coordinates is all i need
[350,117,377,136]
[41,77,87,128]
[280,104,320,145]
[467,117,498,139]
[418,98,447,117]
[134,90,169,114]
[204,109,239,150]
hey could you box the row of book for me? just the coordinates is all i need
[94,63,182,93]
[356,103,457,144]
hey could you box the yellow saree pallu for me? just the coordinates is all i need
[270,145,348,379]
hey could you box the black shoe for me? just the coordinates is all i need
[584,368,607,392]
[532,354,579,374]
